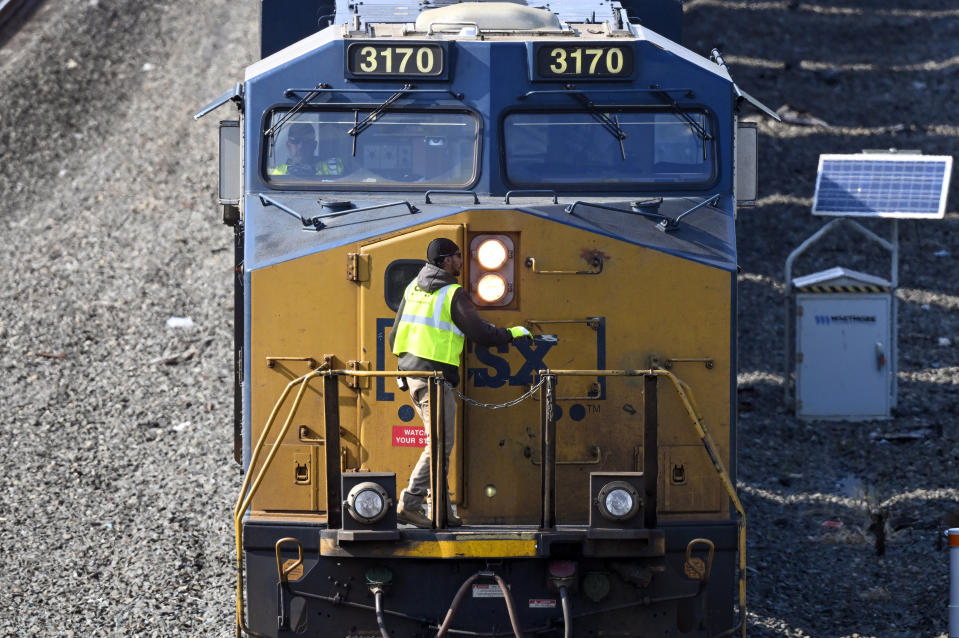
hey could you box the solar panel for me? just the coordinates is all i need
[812,154,952,219]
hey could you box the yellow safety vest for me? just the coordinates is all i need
[392,281,465,366]
[269,158,344,176]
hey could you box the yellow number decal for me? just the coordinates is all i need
[586,48,603,74]
[416,47,434,73]
[549,48,567,73]
[570,48,582,74]
[379,47,393,72]
[396,47,414,73]
[607,48,624,74]
[359,46,377,72]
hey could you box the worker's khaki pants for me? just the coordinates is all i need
[399,376,456,511]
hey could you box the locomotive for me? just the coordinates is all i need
[196,1,771,635]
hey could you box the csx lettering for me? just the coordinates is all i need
[469,340,556,387]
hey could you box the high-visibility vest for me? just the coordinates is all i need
[392,281,465,366]
[269,158,344,176]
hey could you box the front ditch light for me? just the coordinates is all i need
[346,482,391,524]
[596,481,640,522]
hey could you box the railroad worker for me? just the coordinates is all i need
[269,123,344,177]
[390,238,532,528]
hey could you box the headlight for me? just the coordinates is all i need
[469,234,514,306]
[346,482,391,524]
[605,489,633,517]
[596,481,641,522]
[476,238,508,270]
[476,273,507,303]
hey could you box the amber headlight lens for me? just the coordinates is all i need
[476,274,507,303]
[476,239,508,270]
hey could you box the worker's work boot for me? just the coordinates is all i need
[446,495,463,527]
[396,501,432,529]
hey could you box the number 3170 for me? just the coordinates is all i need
[358,46,436,74]
[548,47,626,75]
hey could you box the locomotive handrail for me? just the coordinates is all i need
[234,367,746,637]
[541,368,747,637]
[424,190,479,205]
[504,189,558,204]
[233,367,441,635]
[425,21,479,36]
[525,255,603,275]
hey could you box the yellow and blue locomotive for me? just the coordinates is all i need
[197,1,769,635]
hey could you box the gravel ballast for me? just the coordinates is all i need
[1,1,957,636]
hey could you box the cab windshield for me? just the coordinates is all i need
[265,110,478,187]
[504,110,715,187]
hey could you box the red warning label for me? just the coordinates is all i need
[392,425,427,447]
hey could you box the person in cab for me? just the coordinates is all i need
[389,238,532,528]
[269,122,344,177]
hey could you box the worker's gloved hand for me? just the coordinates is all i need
[509,326,532,341]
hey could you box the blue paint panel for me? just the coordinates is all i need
[244,37,735,200]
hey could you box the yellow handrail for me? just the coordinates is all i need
[233,369,320,635]
[233,366,745,637]
[544,368,747,638]
[232,368,440,636]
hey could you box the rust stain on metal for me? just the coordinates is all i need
[581,248,611,264]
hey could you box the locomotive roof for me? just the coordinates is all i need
[245,3,729,83]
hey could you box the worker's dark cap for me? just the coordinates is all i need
[288,123,315,142]
[427,238,460,265]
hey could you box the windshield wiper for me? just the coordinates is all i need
[652,89,712,157]
[264,83,331,139]
[347,83,413,151]
[564,200,668,224]
[657,194,721,232]
[258,194,419,230]
[570,92,628,160]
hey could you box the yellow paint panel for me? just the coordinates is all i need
[320,538,537,558]
[250,249,360,513]
[247,210,734,526]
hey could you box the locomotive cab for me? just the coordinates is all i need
[197,1,767,636]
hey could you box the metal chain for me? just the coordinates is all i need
[444,378,546,410]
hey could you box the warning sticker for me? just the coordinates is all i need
[392,425,426,447]
[528,599,556,609]
[472,584,505,598]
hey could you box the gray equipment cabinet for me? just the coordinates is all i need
[783,151,952,420]
[792,267,893,420]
